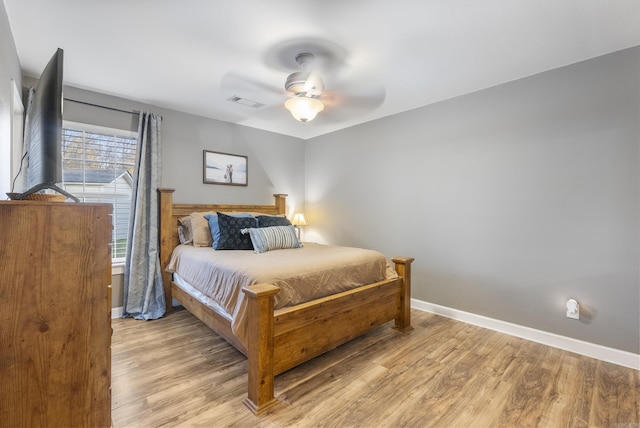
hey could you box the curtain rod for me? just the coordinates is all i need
[64,98,140,116]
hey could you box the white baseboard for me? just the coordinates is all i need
[112,306,124,319]
[412,299,639,371]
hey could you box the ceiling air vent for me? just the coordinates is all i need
[227,95,264,109]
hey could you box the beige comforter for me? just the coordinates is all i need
[166,243,397,346]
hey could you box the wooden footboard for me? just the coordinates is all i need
[242,257,414,414]
[157,188,414,415]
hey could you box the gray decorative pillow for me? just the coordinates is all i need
[177,216,193,245]
[256,215,291,228]
[241,225,302,253]
[215,212,257,250]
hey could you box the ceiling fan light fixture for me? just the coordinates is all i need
[285,96,324,123]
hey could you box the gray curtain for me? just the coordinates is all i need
[123,112,165,320]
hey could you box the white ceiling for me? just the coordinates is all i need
[4,0,640,140]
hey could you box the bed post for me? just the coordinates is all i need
[392,257,414,333]
[273,193,287,215]
[242,283,280,415]
[158,188,175,313]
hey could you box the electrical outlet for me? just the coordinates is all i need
[566,299,580,319]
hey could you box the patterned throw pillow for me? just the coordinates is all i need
[215,212,257,250]
[256,215,291,228]
[205,212,255,248]
[241,225,302,253]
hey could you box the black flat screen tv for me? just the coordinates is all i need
[15,48,77,201]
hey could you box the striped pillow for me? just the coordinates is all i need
[241,225,302,253]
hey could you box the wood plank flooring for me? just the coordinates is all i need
[111,308,639,427]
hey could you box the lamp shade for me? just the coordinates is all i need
[291,212,307,226]
[284,97,324,123]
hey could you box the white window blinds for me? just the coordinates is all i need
[61,122,137,262]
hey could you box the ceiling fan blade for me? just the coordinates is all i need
[251,103,288,121]
[220,70,286,104]
[317,82,386,124]
[303,71,325,96]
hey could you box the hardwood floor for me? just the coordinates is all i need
[111,308,639,427]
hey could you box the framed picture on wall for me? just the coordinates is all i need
[203,150,248,186]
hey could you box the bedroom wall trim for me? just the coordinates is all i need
[412,299,640,371]
[112,306,124,319]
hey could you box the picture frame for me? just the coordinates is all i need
[203,150,248,186]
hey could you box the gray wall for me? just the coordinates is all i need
[160,109,306,212]
[0,1,22,196]
[306,47,640,354]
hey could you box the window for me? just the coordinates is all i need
[61,122,137,263]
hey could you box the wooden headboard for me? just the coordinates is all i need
[157,188,287,312]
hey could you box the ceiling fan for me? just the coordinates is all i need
[221,40,386,125]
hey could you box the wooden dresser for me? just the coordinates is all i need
[0,201,112,427]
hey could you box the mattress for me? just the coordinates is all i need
[166,243,397,345]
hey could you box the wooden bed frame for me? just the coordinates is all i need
[158,189,414,414]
